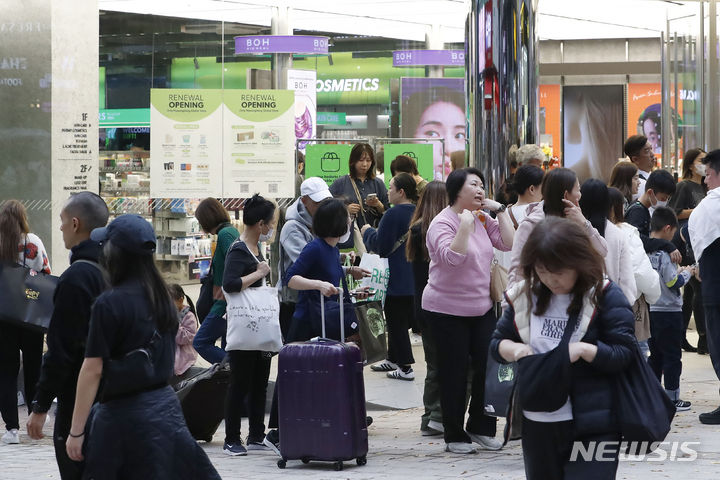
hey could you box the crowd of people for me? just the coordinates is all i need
[1,135,719,480]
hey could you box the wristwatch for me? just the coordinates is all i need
[496,204,507,213]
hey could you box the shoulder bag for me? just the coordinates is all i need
[223,242,283,352]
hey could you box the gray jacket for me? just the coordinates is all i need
[648,250,691,312]
[277,198,314,302]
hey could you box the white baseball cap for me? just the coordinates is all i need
[300,177,332,202]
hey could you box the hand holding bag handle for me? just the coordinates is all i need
[321,285,345,341]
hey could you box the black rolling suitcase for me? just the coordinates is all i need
[176,361,230,442]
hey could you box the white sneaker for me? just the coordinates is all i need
[427,420,445,433]
[370,360,398,372]
[445,442,477,454]
[467,431,503,451]
[387,367,415,380]
[2,429,19,444]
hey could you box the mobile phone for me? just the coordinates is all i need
[349,288,377,297]
[366,193,378,201]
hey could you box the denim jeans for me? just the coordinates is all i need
[192,312,227,365]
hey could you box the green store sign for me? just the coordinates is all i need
[305,144,353,186]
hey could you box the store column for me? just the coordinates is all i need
[271,6,292,90]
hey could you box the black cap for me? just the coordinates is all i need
[91,214,156,256]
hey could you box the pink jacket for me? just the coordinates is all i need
[422,207,511,317]
[507,201,609,286]
[175,307,198,375]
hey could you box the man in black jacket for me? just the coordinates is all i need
[26,192,109,480]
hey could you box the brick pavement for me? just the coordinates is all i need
[2,333,719,479]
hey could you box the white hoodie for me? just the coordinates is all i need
[617,222,661,304]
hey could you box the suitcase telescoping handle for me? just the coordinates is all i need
[320,287,344,341]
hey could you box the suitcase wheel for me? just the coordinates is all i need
[277,459,287,469]
[356,456,367,466]
[301,458,310,464]
[334,461,343,471]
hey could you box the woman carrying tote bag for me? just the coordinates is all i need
[221,194,279,456]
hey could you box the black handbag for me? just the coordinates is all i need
[516,313,578,413]
[102,329,174,399]
[614,342,676,454]
[0,262,58,332]
[484,352,517,418]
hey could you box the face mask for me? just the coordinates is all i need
[339,222,352,244]
[695,164,707,176]
[653,200,668,208]
[259,227,274,243]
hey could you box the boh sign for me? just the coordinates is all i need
[234,35,329,55]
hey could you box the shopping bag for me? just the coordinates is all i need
[224,285,283,352]
[0,263,58,332]
[358,253,389,306]
[614,342,676,454]
[484,352,517,418]
[353,300,388,364]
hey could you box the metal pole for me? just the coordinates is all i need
[708,0,718,150]
[699,0,706,150]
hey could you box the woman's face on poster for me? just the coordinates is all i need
[413,101,466,180]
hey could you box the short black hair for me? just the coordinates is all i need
[63,191,110,233]
[511,164,544,196]
[392,172,419,202]
[313,198,348,238]
[446,167,484,206]
[243,194,275,226]
[645,169,676,196]
[703,149,720,176]
[650,206,678,232]
[624,135,648,158]
[390,155,419,176]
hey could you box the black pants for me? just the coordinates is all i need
[682,276,706,348]
[225,350,271,443]
[704,304,720,382]
[522,417,620,480]
[0,323,43,430]
[384,295,415,366]
[53,399,84,480]
[648,311,683,392]
[427,309,497,443]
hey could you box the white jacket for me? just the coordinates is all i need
[617,222,661,304]
[604,220,637,305]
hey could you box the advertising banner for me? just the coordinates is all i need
[539,85,561,162]
[627,83,683,164]
[305,143,353,187]
[382,143,434,188]
[562,85,624,183]
[400,77,465,180]
[288,69,317,152]
[222,90,295,198]
[150,89,224,197]
[392,50,465,67]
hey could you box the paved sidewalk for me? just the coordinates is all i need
[2,333,719,479]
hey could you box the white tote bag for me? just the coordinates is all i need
[358,253,390,306]
[223,247,282,352]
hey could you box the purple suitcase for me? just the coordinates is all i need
[276,290,369,471]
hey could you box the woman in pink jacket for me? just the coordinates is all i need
[421,168,514,454]
[169,284,198,377]
[508,168,608,287]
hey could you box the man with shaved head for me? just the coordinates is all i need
[27,192,109,479]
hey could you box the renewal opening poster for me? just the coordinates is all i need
[223,90,295,198]
[150,89,223,197]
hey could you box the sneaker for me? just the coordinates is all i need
[675,399,692,412]
[223,440,248,456]
[427,420,445,433]
[263,429,281,456]
[387,367,415,381]
[699,406,720,425]
[1,429,19,445]
[682,339,697,353]
[246,435,268,451]
[366,416,373,427]
[421,426,443,436]
[371,360,398,372]
[467,431,503,451]
[445,442,477,454]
